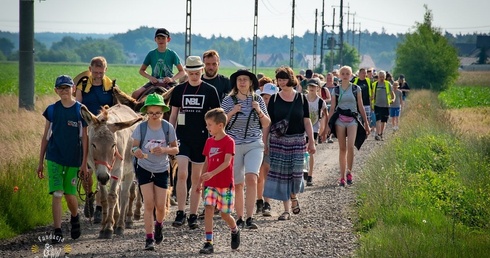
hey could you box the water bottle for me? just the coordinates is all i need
[303,152,310,172]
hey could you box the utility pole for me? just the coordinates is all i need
[313,8,318,69]
[19,0,35,110]
[252,0,258,74]
[352,14,356,46]
[339,0,344,65]
[184,0,192,59]
[320,0,325,73]
[330,8,336,72]
[290,0,295,68]
[345,4,350,45]
[358,22,361,56]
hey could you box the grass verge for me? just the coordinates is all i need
[355,90,490,257]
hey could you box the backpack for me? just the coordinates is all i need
[333,84,359,111]
[138,120,170,149]
[77,75,117,93]
[317,97,325,119]
[226,93,262,139]
[46,101,83,141]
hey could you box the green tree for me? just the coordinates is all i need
[393,5,459,91]
[75,39,126,64]
[322,43,360,72]
[0,37,15,56]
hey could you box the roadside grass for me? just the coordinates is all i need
[0,62,278,95]
[455,71,490,87]
[355,90,490,257]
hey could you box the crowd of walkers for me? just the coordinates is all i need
[37,27,410,254]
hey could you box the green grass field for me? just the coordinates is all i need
[0,62,278,95]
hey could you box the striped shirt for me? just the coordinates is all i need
[221,94,269,145]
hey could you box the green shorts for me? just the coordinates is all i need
[47,160,78,196]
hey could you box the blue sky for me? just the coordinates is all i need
[1,0,489,39]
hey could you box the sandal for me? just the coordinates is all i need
[278,211,291,221]
[291,197,301,215]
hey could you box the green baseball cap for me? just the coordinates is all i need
[140,93,170,113]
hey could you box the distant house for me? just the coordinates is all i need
[359,55,376,70]
[256,53,310,68]
[219,59,246,68]
[126,52,138,64]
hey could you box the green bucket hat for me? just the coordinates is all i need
[140,93,170,113]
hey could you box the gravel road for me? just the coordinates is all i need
[0,134,384,258]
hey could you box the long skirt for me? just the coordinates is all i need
[263,133,306,201]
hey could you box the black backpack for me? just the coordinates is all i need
[226,93,262,139]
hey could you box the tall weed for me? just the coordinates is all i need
[356,90,490,257]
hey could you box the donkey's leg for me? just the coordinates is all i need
[98,182,109,239]
[127,181,136,223]
[116,172,134,235]
[101,179,119,239]
[134,185,143,220]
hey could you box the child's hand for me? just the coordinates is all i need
[200,172,214,182]
[36,164,44,179]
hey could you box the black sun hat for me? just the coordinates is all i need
[230,69,259,91]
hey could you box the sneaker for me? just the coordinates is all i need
[306,176,313,186]
[199,242,214,254]
[172,211,186,227]
[154,224,163,244]
[339,179,346,187]
[245,217,258,229]
[327,138,334,143]
[262,202,272,217]
[188,214,199,229]
[52,228,63,244]
[236,217,244,228]
[380,134,384,141]
[231,228,240,250]
[255,199,264,214]
[145,238,155,251]
[346,173,353,185]
[70,214,81,240]
[93,207,102,224]
[83,193,94,218]
[375,135,381,141]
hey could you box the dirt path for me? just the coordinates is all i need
[0,135,383,258]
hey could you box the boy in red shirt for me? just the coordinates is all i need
[198,108,240,254]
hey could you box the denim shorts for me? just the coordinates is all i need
[390,107,401,117]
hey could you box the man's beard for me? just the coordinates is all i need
[205,69,217,78]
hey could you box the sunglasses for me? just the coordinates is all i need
[147,112,163,116]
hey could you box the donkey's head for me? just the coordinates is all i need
[81,105,142,185]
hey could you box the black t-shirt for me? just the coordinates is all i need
[354,78,371,105]
[169,81,221,141]
[202,74,231,101]
[267,92,309,135]
[399,82,410,97]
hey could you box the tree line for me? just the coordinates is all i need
[0,25,485,70]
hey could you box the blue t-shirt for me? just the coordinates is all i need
[43,101,87,167]
[81,85,113,115]
[143,48,182,79]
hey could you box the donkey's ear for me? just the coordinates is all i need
[107,116,143,133]
[80,104,99,126]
